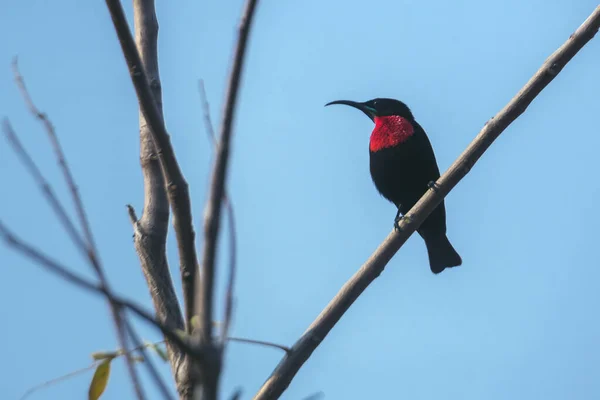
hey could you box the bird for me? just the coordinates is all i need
[325,97,462,274]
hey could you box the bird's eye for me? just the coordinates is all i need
[372,100,378,106]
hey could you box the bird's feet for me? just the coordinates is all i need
[428,181,440,192]
[394,214,413,231]
[394,207,403,231]
[394,215,403,231]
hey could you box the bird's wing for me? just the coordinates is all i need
[412,121,442,181]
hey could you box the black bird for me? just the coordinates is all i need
[325,98,461,274]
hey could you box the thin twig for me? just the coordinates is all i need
[117,310,147,400]
[196,1,259,398]
[301,392,324,400]
[19,363,98,400]
[21,335,172,400]
[0,220,203,361]
[221,199,237,342]
[199,0,258,345]
[229,389,243,400]
[2,119,88,260]
[199,80,237,344]
[3,99,142,397]
[252,6,600,400]
[12,58,99,268]
[127,204,139,225]
[125,321,175,400]
[227,337,290,353]
[198,81,216,143]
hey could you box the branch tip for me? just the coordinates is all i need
[127,204,139,225]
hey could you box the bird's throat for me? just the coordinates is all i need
[370,116,415,152]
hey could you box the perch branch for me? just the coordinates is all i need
[252,6,600,400]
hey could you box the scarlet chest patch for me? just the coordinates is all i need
[369,115,415,152]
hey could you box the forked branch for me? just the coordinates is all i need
[129,0,188,395]
[105,0,198,334]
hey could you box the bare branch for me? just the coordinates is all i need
[199,0,258,342]
[118,311,147,400]
[129,1,190,396]
[220,198,237,343]
[1,119,87,254]
[196,1,260,398]
[252,6,600,400]
[301,392,324,400]
[0,220,202,361]
[12,58,99,267]
[229,389,243,400]
[105,0,198,333]
[21,332,173,400]
[125,321,175,400]
[19,364,98,400]
[2,96,143,398]
[198,81,217,143]
[227,337,290,354]
[198,80,237,344]
[127,204,139,225]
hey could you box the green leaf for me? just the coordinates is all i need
[153,345,169,362]
[190,316,201,331]
[154,345,168,362]
[144,340,169,362]
[91,351,117,361]
[88,359,112,400]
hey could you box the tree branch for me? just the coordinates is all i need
[198,80,237,345]
[129,1,190,396]
[195,1,259,399]
[0,218,203,362]
[19,364,99,400]
[227,337,290,354]
[5,68,145,398]
[252,6,600,399]
[104,0,198,336]
[12,58,99,268]
[1,114,88,256]
[124,320,176,400]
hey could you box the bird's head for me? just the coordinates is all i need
[324,98,414,122]
[325,97,417,152]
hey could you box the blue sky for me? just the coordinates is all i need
[1,0,600,399]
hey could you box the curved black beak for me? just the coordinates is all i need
[325,100,377,122]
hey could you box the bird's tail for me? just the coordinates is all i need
[424,234,462,274]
